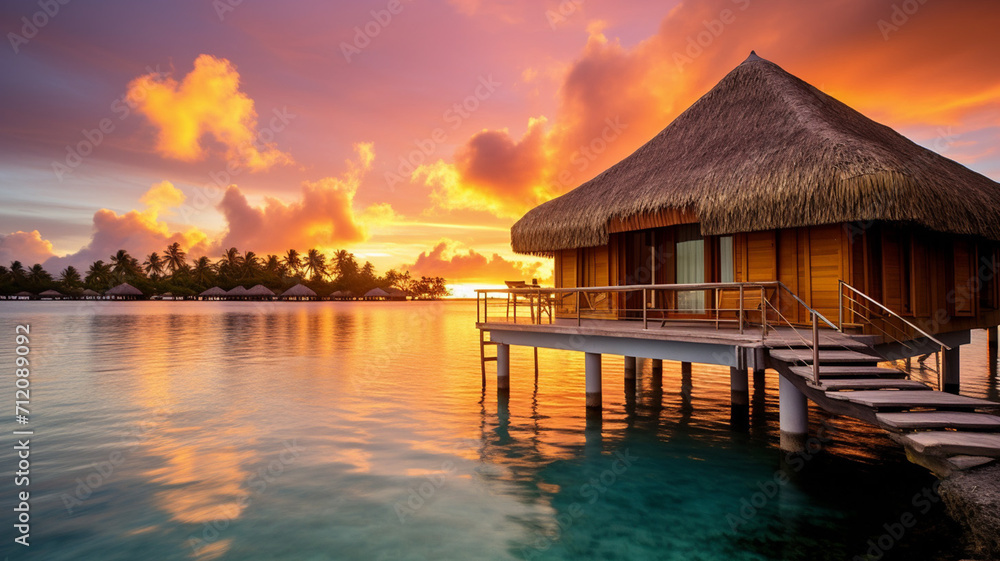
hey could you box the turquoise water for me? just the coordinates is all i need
[0,300,991,560]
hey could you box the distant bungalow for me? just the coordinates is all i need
[106,282,144,300]
[279,283,318,301]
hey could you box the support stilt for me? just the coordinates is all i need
[497,343,510,390]
[779,374,808,453]
[585,352,602,409]
[624,356,637,380]
[942,346,960,394]
[651,358,663,377]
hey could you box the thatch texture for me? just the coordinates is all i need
[106,283,143,296]
[364,288,390,298]
[39,289,63,297]
[227,285,250,296]
[81,289,101,297]
[281,283,317,298]
[246,284,275,297]
[200,286,226,297]
[511,52,1000,255]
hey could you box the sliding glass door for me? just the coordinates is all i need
[676,225,704,312]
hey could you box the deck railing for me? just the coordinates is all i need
[477,282,841,383]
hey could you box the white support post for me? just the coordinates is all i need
[779,374,808,453]
[624,356,637,380]
[585,352,602,408]
[497,343,510,390]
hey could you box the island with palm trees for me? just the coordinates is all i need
[0,244,449,301]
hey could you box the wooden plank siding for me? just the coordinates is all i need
[547,221,1000,339]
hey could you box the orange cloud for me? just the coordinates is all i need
[44,181,210,270]
[127,54,293,171]
[417,0,1000,219]
[216,143,386,253]
[404,240,548,284]
[0,230,56,265]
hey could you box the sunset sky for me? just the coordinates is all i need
[2,0,999,294]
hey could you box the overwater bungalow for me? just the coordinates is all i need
[38,289,64,300]
[363,287,390,301]
[13,291,33,300]
[81,288,101,300]
[200,286,227,300]
[279,283,318,301]
[106,282,144,300]
[481,53,1000,465]
[329,290,354,301]
[247,284,276,300]
[226,285,250,300]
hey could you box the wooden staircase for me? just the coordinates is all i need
[768,341,1000,476]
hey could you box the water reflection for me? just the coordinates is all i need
[0,302,990,560]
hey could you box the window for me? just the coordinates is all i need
[719,236,734,283]
[676,225,704,311]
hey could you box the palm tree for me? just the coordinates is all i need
[192,256,215,286]
[60,266,82,287]
[110,250,141,281]
[242,251,262,278]
[304,249,327,280]
[9,261,26,281]
[164,242,187,276]
[264,255,283,275]
[218,247,243,281]
[283,249,302,277]
[332,249,357,280]
[86,260,113,287]
[27,264,52,285]
[144,252,165,279]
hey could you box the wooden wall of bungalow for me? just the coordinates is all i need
[552,220,1000,340]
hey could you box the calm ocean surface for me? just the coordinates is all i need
[0,300,996,560]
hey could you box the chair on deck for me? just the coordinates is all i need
[505,280,554,323]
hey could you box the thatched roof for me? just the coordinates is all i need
[330,290,353,298]
[511,52,1000,255]
[106,282,143,296]
[364,287,390,298]
[246,284,275,297]
[227,285,249,296]
[281,283,317,297]
[82,289,101,296]
[15,291,33,297]
[200,286,227,296]
[39,289,63,297]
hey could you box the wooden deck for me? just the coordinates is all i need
[478,317,872,349]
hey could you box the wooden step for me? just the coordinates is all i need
[769,349,881,364]
[826,390,1000,411]
[877,411,1000,432]
[899,432,1000,458]
[482,357,497,362]
[815,379,930,392]
[789,366,906,379]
